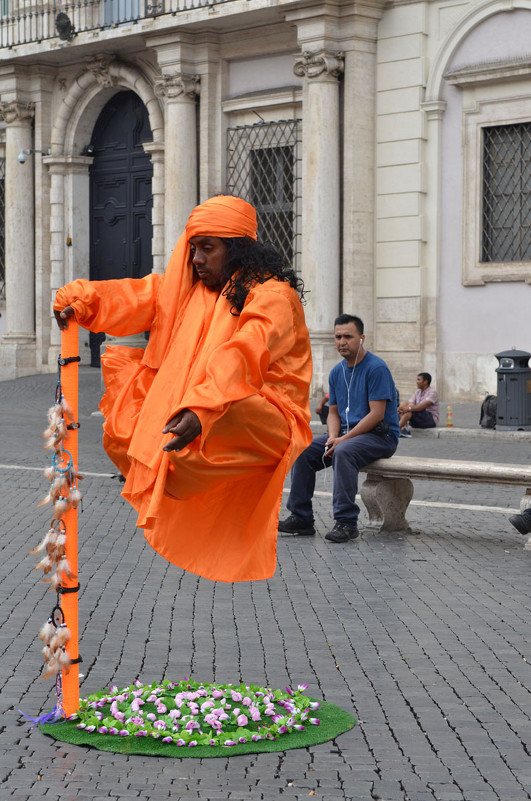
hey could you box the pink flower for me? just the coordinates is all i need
[131,698,144,712]
[162,736,173,743]
[201,700,214,713]
[309,718,320,726]
[146,713,156,722]
[108,727,118,735]
[224,739,237,746]
[236,714,248,727]
[154,720,167,730]
[204,714,222,731]
[297,683,309,692]
[97,726,108,734]
[231,690,242,702]
[212,689,224,699]
[185,719,200,732]
[156,704,167,714]
[118,730,129,737]
[309,701,320,710]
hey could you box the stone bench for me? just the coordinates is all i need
[360,455,531,547]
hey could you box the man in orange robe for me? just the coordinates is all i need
[54,196,312,583]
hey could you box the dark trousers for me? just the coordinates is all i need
[287,432,397,526]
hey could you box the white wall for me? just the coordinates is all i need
[439,10,531,396]
[228,53,301,97]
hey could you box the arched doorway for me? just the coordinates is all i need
[89,90,153,365]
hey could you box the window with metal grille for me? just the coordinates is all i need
[482,122,531,263]
[226,120,301,270]
[0,158,5,302]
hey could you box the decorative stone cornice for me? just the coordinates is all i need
[154,73,200,100]
[85,55,118,88]
[294,50,344,81]
[0,100,35,125]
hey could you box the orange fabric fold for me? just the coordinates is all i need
[54,195,312,583]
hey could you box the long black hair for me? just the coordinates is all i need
[219,237,305,315]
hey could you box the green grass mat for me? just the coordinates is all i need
[40,700,356,757]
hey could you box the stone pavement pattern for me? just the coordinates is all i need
[1,371,530,801]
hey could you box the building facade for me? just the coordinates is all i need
[0,0,530,402]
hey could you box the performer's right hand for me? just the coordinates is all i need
[54,306,75,330]
[162,409,202,452]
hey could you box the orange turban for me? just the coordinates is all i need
[185,195,257,241]
[145,195,257,369]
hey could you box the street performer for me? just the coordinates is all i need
[54,195,312,583]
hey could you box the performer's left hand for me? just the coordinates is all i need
[162,409,202,452]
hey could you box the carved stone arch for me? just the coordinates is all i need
[51,56,164,155]
[425,0,531,102]
[46,57,166,369]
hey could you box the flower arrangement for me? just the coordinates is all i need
[69,679,321,747]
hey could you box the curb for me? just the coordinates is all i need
[309,421,531,442]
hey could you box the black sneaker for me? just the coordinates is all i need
[278,514,315,536]
[509,509,531,535]
[325,521,360,543]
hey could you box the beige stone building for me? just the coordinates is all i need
[0,0,530,402]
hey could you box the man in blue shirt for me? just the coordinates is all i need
[279,314,399,542]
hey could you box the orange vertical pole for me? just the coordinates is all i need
[59,323,80,717]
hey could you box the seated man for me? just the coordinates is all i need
[278,314,399,543]
[509,507,531,535]
[398,372,439,437]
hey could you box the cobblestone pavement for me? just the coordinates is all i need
[1,371,531,801]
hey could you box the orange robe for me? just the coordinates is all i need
[54,231,312,582]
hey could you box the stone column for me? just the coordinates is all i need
[294,50,343,392]
[47,160,67,364]
[154,73,200,262]
[0,100,36,377]
[142,142,165,274]
[421,100,447,395]
[44,156,93,366]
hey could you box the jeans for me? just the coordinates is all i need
[287,432,397,526]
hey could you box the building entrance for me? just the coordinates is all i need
[89,90,153,365]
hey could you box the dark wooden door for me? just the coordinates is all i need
[89,90,153,365]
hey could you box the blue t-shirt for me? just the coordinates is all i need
[328,351,400,442]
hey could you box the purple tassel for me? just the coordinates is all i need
[19,704,65,726]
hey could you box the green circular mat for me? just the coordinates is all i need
[40,699,356,758]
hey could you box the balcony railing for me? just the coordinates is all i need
[0,0,236,48]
